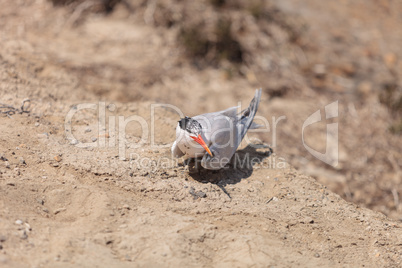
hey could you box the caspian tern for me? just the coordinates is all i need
[172,89,262,170]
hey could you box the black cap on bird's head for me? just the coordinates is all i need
[178,116,213,157]
[178,116,201,135]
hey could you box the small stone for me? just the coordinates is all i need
[37,133,49,139]
[70,139,79,145]
[314,253,320,258]
[0,235,7,242]
[91,137,97,142]
[300,217,314,224]
[52,163,59,167]
[24,223,31,232]
[122,204,130,210]
[4,161,10,169]
[15,219,23,225]
[313,64,326,76]
[54,155,62,162]
[167,170,176,178]
[196,191,207,198]
[35,122,40,127]
[54,208,66,215]
[19,157,26,165]
[85,128,92,133]
[0,154,7,161]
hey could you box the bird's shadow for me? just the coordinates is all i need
[185,143,273,190]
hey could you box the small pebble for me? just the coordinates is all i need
[37,133,49,139]
[91,137,97,142]
[19,157,26,165]
[35,122,40,127]
[15,219,23,225]
[196,191,207,198]
[85,128,92,133]
[70,139,79,145]
[24,223,31,232]
[0,235,7,242]
[54,155,62,162]
[54,208,66,214]
[313,64,326,76]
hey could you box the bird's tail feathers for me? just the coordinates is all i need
[238,89,262,138]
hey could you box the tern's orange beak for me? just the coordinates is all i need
[191,134,213,157]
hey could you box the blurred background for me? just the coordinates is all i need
[1,0,401,220]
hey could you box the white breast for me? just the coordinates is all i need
[175,125,207,158]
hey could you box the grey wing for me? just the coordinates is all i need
[201,115,240,169]
[171,140,185,158]
[201,89,262,170]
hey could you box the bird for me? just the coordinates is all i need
[171,89,262,170]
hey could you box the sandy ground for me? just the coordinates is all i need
[0,0,401,267]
